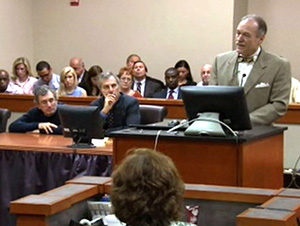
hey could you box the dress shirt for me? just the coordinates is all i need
[133,78,146,97]
[237,47,261,87]
[33,73,60,92]
[4,82,24,94]
[14,76,37,94]
[167,87,179,99]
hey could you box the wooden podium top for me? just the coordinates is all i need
[110,125,287,143]
[0,133,113,155]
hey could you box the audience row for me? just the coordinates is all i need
[0,55,212,100]
[1,54,299,103]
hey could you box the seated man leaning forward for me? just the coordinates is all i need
[9,85,62,134]
[90,72,140,132]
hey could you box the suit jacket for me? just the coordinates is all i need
[90,93,140,132]
[143,76,165,98]
[210,49,291,125]
[78,70,89,88]
[153,88,182,99]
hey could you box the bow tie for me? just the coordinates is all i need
[238,56,254,63]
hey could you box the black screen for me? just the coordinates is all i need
[181,86,252,131]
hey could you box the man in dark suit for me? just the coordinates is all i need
[69,57,89,88]
[91,72,140,132]
[132,61,164,98]
[210,14,291,125]
[153,67,182,99]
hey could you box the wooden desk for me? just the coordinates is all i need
[0,133,112,226]
[111,126,286,189]
[0,133,113,155]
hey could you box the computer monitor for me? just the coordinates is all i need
[181,86,252,136]
[58,105,104,148]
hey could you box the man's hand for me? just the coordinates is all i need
[38,122,58,134]
[101,94,118,115]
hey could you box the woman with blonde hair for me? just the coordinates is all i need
[58,66,87,97]
[12,57,37,94]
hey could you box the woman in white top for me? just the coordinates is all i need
[12,57,37,94]
[58,66,87,97]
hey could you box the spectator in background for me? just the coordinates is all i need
[11,57,37,94]
[126,54,141,69]
[290,77,300,103]
[102,148,195,226]
[33,61,60,92]
[197,64,212,86]
[153,67,182,99]
[132,61,164,97]
[69,57,88,87]
[0,69,23,94]
[118,67,142,98]
[58,66,87,97]
[9,85,62,134]
[174,60,197,86]
[81,65,103,96]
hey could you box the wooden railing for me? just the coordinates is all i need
[1,93,299,123]
[10,176,300,226]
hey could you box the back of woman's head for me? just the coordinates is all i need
[111,148,185,226]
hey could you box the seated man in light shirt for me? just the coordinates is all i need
[290,77,300,103]
[0,69,23,94]
[197,64,212,86]
[33,61,60,93]
[153,67,182,99]
[9,85,62,134]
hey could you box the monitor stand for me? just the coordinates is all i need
[68,136,96,149]
[184,112,226,137]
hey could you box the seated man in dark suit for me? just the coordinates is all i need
[126,53,141,69]
[91,72,140,132]
[9,85,62,134]
[132,61,164,98]
[153,67,182,99]
[69,57,89,88]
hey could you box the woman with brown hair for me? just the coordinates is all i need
[104,148,195,226]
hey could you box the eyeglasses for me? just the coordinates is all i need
[39,98,56,106]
